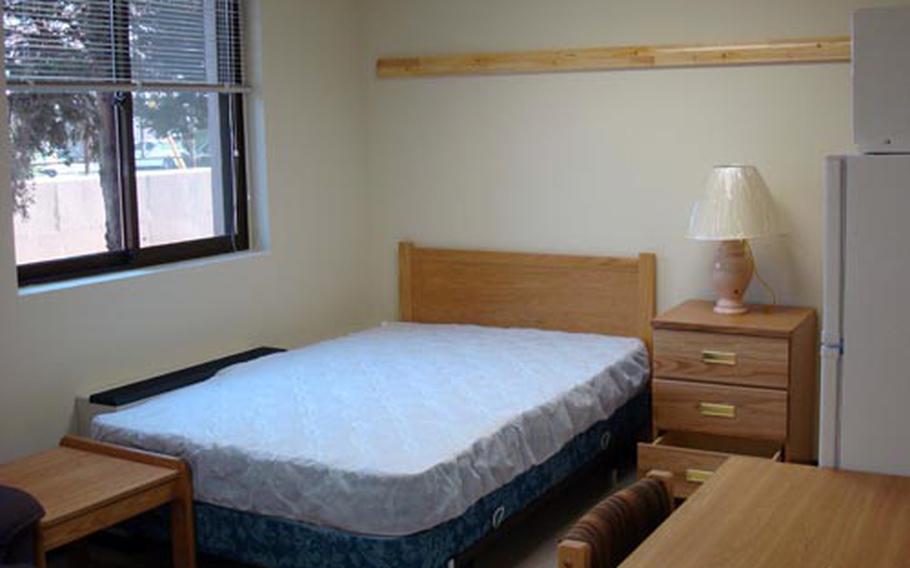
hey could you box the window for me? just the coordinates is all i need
[4,0,249,285]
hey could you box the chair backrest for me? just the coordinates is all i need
[0,485,44,566]
[558,472,674,568]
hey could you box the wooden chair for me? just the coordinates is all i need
[557,470,674,568]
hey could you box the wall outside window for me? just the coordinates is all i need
[14,170,216,264]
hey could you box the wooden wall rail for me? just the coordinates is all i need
[377,36,851,78]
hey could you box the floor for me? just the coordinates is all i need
[476,466,630,568]
[48,464,631,568]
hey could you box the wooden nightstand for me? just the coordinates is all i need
[638,299,817,498]
[0,436,196,568]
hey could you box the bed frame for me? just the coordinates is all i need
[398,241,657,352]
[399,242,657,566]
[111,242,658,568]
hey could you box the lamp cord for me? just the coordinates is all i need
[745,241,777,306]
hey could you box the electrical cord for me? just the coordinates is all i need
[746,240,777,306]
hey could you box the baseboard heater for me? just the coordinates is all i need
[75,347,285,436]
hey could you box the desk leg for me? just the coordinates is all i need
[34,530,47,568]
[170,478,197,568]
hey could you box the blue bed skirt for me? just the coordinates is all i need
[136,392,649,568]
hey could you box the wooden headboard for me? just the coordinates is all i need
[398,242,657,351]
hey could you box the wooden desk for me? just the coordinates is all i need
[0,436,195,568]
[620,456,910,568]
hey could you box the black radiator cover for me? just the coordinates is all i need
[89,347,285,407]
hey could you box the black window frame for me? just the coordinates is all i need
[13,1,249,287]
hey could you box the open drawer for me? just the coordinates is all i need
[638,432,781,498]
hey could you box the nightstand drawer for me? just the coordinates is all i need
[653,379,788,441]
[654,329,789,389]
[638,432,781,498]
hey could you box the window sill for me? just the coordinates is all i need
[18,249,269,298]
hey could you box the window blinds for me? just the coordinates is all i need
[3,0,245,92]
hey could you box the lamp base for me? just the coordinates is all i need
[712,240,754,315]
[714,298,750,315]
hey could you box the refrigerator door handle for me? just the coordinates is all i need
[820,340,844,355]
[819,156,846,470]
[818,343,843,469]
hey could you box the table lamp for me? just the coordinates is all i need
[687,165,782,315]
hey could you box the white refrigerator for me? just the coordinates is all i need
[821,155,910,474]
[818,6,910,474]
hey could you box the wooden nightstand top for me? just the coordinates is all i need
[0,436,196,567]
[653,300,815,338]
[0,447,177,528]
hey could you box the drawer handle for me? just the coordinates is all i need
[702,350,737,366]
[698,401,736,419]
[685,468,714,484]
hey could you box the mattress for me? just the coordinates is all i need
[119,394,650,568]
[92,322,649,537]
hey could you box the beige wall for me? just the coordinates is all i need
[0,0,370,459]
[362,0,898,322]
[2,0,904,460]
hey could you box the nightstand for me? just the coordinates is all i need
[638,299,817,497]
[0,436,196,568]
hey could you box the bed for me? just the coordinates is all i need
[92,242,657,568]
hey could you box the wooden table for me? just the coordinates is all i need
[0,436,195,568]
[620,456,910,568]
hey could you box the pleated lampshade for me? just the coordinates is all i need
[687,165,782,241]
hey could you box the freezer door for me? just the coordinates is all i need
[839,155,910,475]
[853,7,910,153]
[819,157,845,468]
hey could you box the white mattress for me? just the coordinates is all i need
[92,323,649,536]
